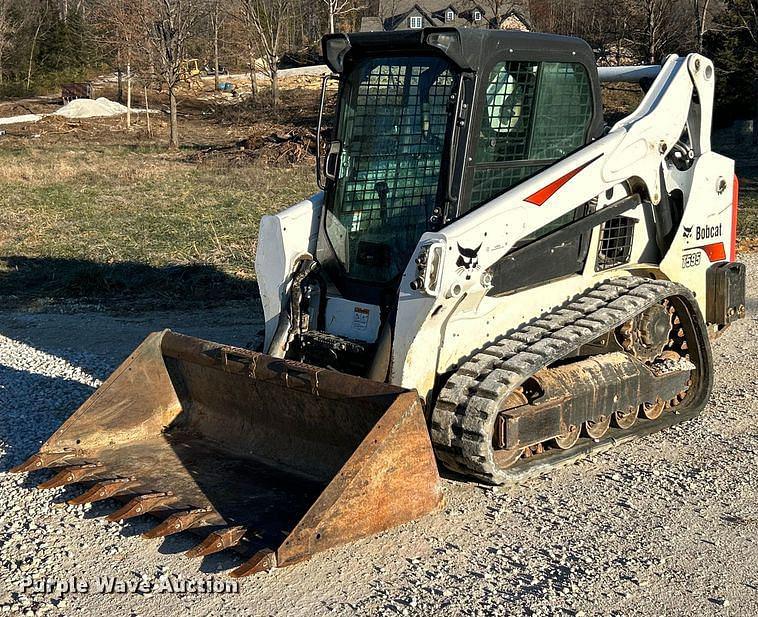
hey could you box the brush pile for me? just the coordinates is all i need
[191,126,319,166]
[236,128,317,164]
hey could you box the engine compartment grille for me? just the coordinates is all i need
[596,215,635,271]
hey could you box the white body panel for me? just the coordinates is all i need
[255,192,323,352]
[659,152,735,299]
[390,54,725,400]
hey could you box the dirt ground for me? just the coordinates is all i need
[0,254,756,616]
[0,70,331,154]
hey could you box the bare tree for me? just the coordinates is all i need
[141,0,201,148]
[322,0,362,34]
[601,2,634,65]
[530,0,586,35]
[27,0,50,90]
[239,0,292,107]
[209,0,226,90]
[376,0,401,27]
[0,0,16,85]
[54,0,88,19]
[632,0,691,63]
[689,0,712,51]
[482,0,516,27]
[231,0,258,97]
[93,0,143,128]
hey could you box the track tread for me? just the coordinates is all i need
[431,276,709,484]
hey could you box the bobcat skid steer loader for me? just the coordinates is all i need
[13,28,745,577]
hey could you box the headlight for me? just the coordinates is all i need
[410,241,445,296]
[424,29,469,70]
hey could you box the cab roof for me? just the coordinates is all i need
[323,27,596,75]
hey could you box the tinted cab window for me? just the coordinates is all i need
[468,61,593,210]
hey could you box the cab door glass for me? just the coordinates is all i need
[469,61,593,210]
[530,62,593,160]
[477,60,538,163]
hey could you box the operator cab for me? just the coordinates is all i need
[287,28,603,375]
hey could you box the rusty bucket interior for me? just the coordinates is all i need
[13,331,443,576]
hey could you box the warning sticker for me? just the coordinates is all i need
[352,307,370,331]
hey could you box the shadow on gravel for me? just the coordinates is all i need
[114,516,242,572]
[0,257,267,477]
[0,255,260,312]
[0,256,263,380]
[0,364,95,470]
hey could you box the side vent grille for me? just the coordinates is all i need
[596,216,635,271]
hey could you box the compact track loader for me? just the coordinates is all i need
[13,29,746,576]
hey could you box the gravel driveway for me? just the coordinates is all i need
[1,258,756,616]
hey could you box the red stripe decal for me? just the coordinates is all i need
[524,155,601,206]
[730,174,739,261]
[696,242,727,262]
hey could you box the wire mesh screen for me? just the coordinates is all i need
[530,63,593,160]
[471,163,546,208]
[476,61,539,163]
[326,57,456,282]
[596,216,635,271]
[466,61,593,213]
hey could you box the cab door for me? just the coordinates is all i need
[459,58,597,292]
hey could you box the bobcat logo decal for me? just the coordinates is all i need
[456,243,482,272]
[683,226,693,239]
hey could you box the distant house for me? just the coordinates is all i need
[360,1,532,32]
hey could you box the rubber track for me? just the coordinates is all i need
[430,276,701,484]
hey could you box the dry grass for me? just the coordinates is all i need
[601,84,644,125]
[0,76,326,310]
[0,147,180,186]
[0,144,314,308]
[737,189,758,252]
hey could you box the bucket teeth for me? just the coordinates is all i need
[67,477,139,506]
[11,451,77,473]
[142,507,213,539]
[107,492,176,522]
[230,548,277,578]
[185,525,247,558]
[37,463,104,489]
